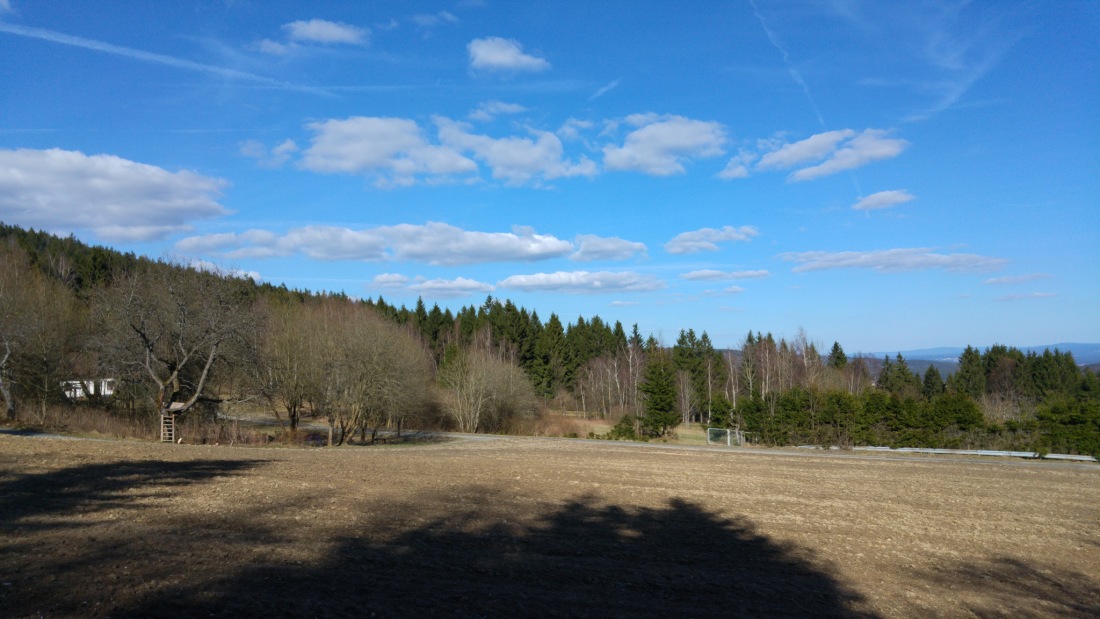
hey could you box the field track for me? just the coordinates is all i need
[1,433,1097,617]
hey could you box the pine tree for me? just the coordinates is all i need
[828,341,847,369]
[640,351,679,437]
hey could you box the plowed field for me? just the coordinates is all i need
[1,434,1097,617]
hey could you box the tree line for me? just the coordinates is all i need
[1,223,1096,455]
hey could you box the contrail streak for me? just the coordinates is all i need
[747,0,827,130]
[0,21,330,96]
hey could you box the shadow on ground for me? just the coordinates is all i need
[914,556,1100,618]
[0,458,264,532]
[117,490,876,618]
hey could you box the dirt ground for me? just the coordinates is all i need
[1,434,1097,618]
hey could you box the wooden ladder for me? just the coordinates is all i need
[160,414,176,443]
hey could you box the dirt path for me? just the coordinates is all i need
[1,434,1097,617]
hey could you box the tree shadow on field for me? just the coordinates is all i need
[914,557,1100,618]
[122,489,877,618]
[0,459,264,532]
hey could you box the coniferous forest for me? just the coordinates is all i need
[1,223,1097,456]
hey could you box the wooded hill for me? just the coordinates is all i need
[1,222,1097,456]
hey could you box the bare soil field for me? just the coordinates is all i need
[1,434,1097,618]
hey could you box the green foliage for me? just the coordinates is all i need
[827,341,847,369]
[639,352,679,437]
[602,414,644,441]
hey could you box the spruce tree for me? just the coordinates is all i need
[640,352,679,437]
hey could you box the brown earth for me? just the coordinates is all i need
[1,433,1097,618]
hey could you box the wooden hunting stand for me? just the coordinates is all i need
[160,413,176,442]
[160,402,186,443]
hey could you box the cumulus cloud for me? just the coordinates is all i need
[283,19,369,45]
[467,37,550,72]
[176,222,575,265]
[557,118,594,141]
[983,273,1051,285]
[570,235,647,262]
[853,189,915,210]
[435,117,596,185]
[468,100,528,122]
[498,271,665,294]
[300,116,477,187]
[408,276,494,298]
[741,129,909,182]
[681,269,770,281]
[781,248,1007,273]
[756,130,856,170]
[188,259,261,282]
[603,114,726,175]
[789,130,909,181]
[239,139,299,168]
[372,273,410,288]
[0,148,228,242]
[664,225,759,255]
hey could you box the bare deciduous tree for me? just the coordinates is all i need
[93,262,259,418]
[439,348,535,433]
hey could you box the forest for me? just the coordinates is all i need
[1,222,1097,456]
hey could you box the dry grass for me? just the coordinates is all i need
[2,434,1097,617]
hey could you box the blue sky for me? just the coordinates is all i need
[1,0,1097,352]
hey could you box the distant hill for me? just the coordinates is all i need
[866,343,1100,367]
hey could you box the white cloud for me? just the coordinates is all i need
[239,139,298,168]
[983,273,1051,285]
[188,259,261,282]
[664,226,759,254]
[853,189,915,210]
[411,11,459,29]
[258,39,292,55]
[176,222,574,265]
[499,271,665,294]
[995,292,1056,301]
[591,79,621,100]
[743,129,909,182]
[300,116,477,187]
[603,115,726,175]
[717,158,751,179]
[373,273,410,288]
[723,286,745,294]
[781,248,1007,273]
[283,19,368,45]
[756,130,856,170]
[435,117,596,185]
[0,148,227,242]
[610,301,639,307]
[467,37,550,72]
[468,100,528,122]
[789,129,909,181]
[408,277,494,298]
[557,118,594,141]
[730,269,770,279]
[681,269,770,281]
[571,235,647,262]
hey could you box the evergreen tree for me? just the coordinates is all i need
[827,341,847,369]
[952,345,986,399]
[922,366,945,400]
[640,352,679,437]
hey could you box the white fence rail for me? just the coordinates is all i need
[796,445,1097,462]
